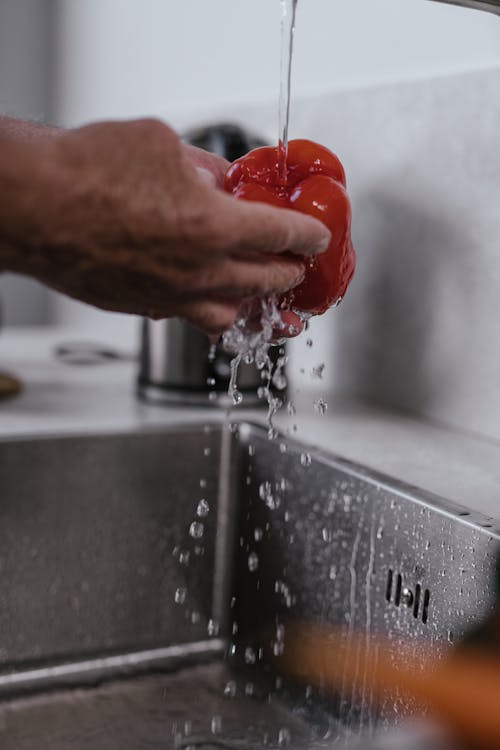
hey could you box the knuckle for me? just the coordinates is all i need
[136,117,172,141]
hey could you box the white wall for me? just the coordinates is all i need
[54,0,500,129]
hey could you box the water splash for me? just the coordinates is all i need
[313,398,328,416]
[223,298,295,436]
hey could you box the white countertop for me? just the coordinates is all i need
[1,327,500,521]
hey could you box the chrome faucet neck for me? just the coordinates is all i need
[431,0,500,14]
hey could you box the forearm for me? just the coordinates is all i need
[0,116,60,141]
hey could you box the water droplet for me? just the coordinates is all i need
[286,401,296,417]
[245,682,254,697]
[208,391,218,402]
[224,680,237,698]
[199,478,207,489]
[313,398,328,415]
[206,377,216,387]
[179,550,190,566]
[273,641,284,656]
[254,527,263,542]
[191,610,200,624]
[248,552,259,572]
[311,363,325,379]
[272,373,287,391]
[174,587,187,604]
[203,447,211,457]
[244,646,256,664]
[197,499,210,517]
[259,481,276,509]
[322,527,332,543]
[248,444,256,456]
[232,390,243,405]
[306,338,313,348]
[189,521,204,539]
[211,715,222,735]
[207,619,220,637]
[329,565,337,580]
[300,452,312,467]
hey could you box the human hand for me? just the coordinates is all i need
[6,119,331,335]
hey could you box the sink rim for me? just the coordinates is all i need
[1,417,498,536]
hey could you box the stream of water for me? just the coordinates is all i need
[278,0,299,186]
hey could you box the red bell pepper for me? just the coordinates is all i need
[224,139,356,316]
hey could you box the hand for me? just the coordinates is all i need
[2,119,331,335]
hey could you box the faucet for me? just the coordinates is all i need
[431,0,500,14]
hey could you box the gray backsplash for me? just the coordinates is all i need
[221,67,500,442]
[331,68,500,443]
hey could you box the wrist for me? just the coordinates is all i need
[0,132,66,275]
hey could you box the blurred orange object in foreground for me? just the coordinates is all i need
[277,623,500,750]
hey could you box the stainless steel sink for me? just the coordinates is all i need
[0,422,498,749]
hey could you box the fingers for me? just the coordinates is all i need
[197,257,305,299]
[277,310,304,339]
[214,190,331,258]
[178,299,240,336]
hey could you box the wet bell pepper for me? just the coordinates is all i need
[224,139,356,316]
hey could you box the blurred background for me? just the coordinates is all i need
[2,0,500,437]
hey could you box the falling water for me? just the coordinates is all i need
[278,0,299,185]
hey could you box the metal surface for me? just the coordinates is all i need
[0,640,225,697]
[138,123,278,408]
[0,663,318,750]
[430,0,500,14]
[234,426,500,647]
[0,422,497,747]
[0,427,237,669]
[138,312,264,409]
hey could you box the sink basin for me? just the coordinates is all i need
[0,422,498,748]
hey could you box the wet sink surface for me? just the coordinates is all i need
[0,662,322,750]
